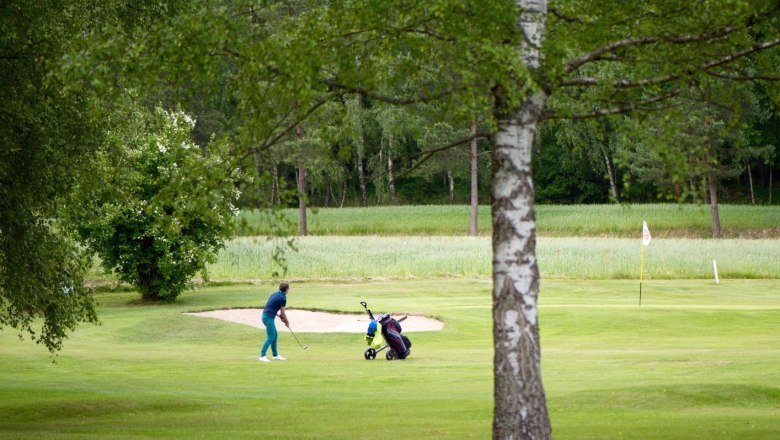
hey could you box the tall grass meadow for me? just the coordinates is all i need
[207,236,780,282]
[235,204,780,237]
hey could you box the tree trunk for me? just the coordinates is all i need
[708,173,721,239]
[447,170,455,204]
[297,167,307,236]
[296,125,307,236]
[491,2,551,439]
[747,164,755,205]
[470,119,479,236]
[357,151,367,207]
[492,91,551,440]
[253,150,263,209]
[769,164,773,205]
[324,179,331,207]
[388,152,399,205]
[339,179,347,208]
[601,146,620,203]
[271,164,280,208]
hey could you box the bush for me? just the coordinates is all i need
[81,108,239,301]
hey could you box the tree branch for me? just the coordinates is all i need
[237,96,331,163]
[397,131,491,178]
[565,18,760,74]
[702,38,780,70]
[322,78,456,104]
[560,37,780,90]
[544,89,681,120]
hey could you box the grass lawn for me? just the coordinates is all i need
[2,279,778,439]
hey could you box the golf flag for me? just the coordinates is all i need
[642,221,652,246]
[639,221,651,306]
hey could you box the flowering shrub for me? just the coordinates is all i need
[82,108,239,301]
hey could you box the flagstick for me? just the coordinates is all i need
[639,243,645,307]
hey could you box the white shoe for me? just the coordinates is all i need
[272,355,286,361]
[258,356,270,362]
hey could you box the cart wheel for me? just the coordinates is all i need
[386,349,398,361]
[364,348,377,360]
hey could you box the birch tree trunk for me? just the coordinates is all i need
[769,165,773,205]
[252,149,263,209]
[296,124,307,236]
[339,180,347,208]
[324,179,332,207]
[601,146,620,203]
[297,167,307,236]
[708,173,722,239]
[357,153,367,207]
[447,170,455,204]
[388,151,399,205]
[470,120,479,236]
[271,163,280,207]
[747,165,755,205]
[492,1,551,439]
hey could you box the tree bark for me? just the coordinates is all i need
[492,91,551,440]
[324,179,331,207]
[388,152,399,205]
[708,173,721,238]
[491,2,551,439]
[296,125,307,236]
[252,149,263,209]
[470,119,479,236]
[747,164,755,205]
[339,179,347,208]
[357,154,367,207]
[447,170,455,204]
[601,146,620,203]
[271,163,280,208]
[297,167,307,236]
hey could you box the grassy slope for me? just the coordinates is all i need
[1,279,779,439]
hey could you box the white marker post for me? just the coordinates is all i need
[712,259,719,284]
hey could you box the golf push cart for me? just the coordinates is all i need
[360,301,411,361]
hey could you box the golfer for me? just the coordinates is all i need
[259,282,290,362]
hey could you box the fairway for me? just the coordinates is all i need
[1,279,778,439]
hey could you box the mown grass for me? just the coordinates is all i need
[1,279,778,439]
[235,204,780,238]
[203,236,780,282]
[8,204,779,438]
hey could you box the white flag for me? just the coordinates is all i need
[642,221,652,246]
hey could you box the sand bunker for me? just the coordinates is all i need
[185,309,444,333]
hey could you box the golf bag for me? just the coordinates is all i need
[378,313,411,360]
[361,301,412,361]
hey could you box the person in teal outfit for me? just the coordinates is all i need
[259,282,290,362]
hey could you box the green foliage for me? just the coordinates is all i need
[79,108,239,301]
[0,0,126,352]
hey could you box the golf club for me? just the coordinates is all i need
[286,324,308,350]
[360,301,374,320]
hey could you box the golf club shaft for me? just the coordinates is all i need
[287,325,308,349]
